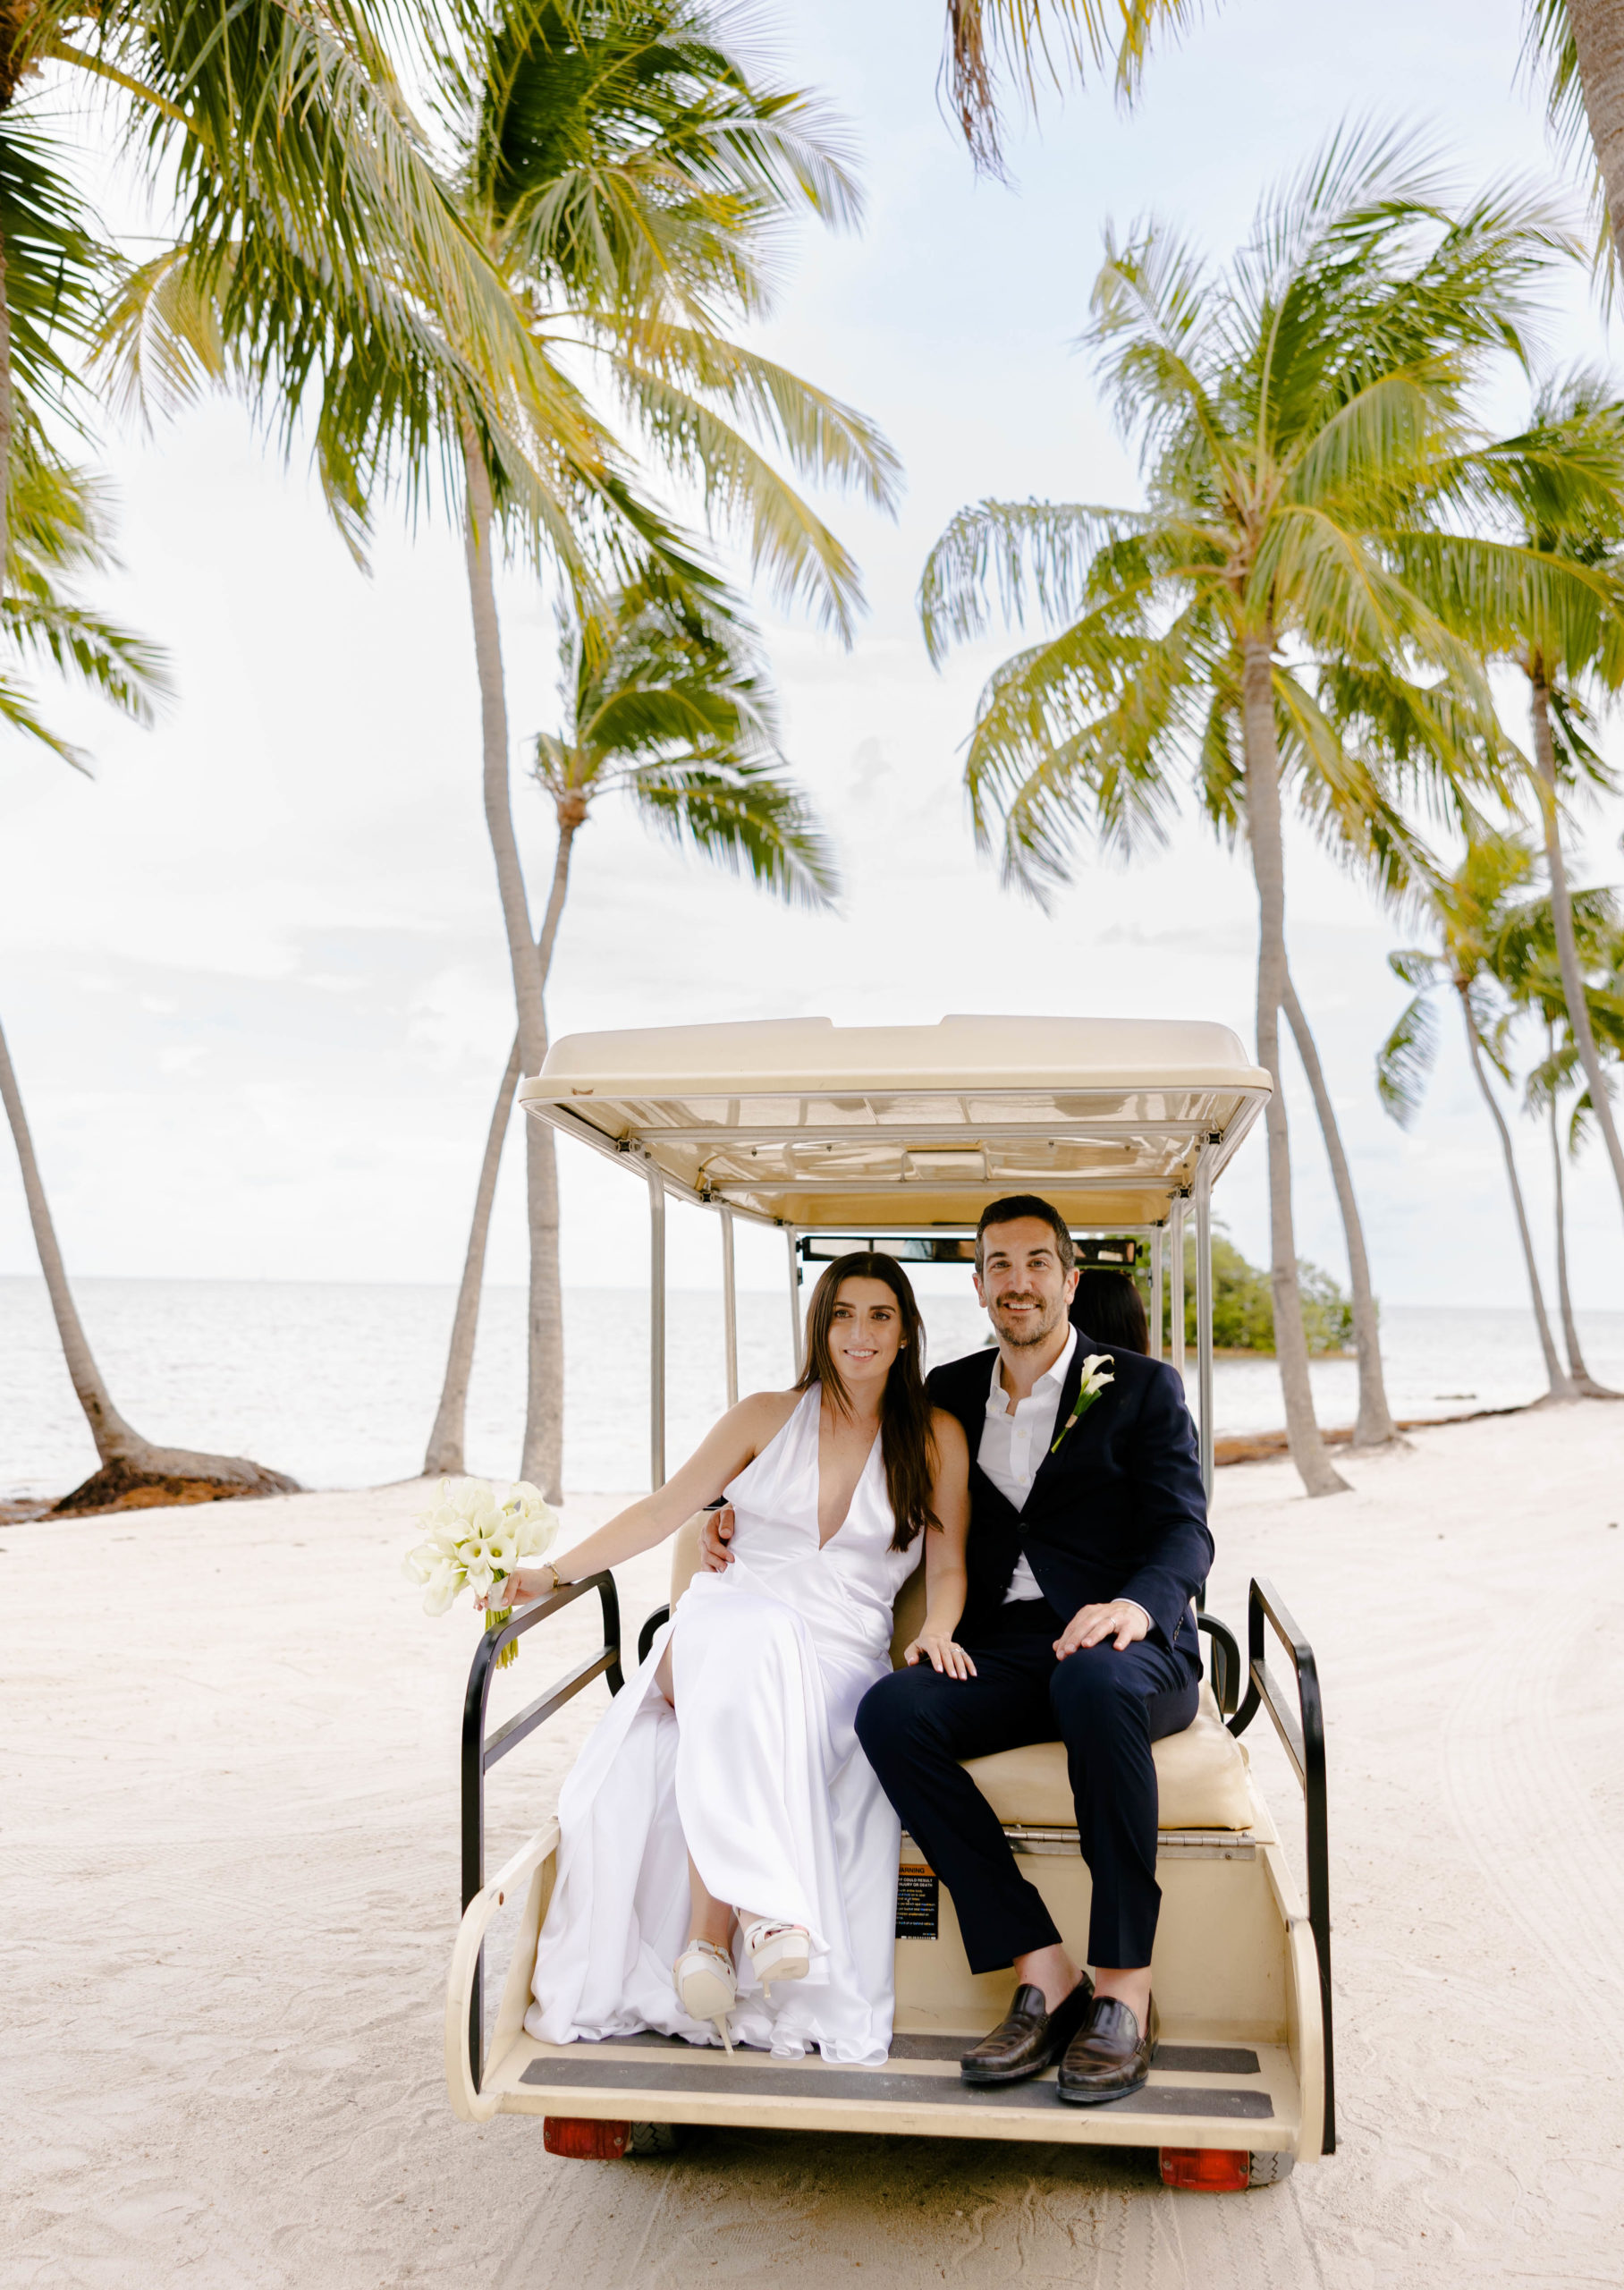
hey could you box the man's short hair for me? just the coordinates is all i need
[975,1194,1076,1273]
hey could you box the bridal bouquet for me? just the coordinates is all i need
[402,1479,560,1669]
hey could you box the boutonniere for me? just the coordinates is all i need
[1050,1354,1115,1455]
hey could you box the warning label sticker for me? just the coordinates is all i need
[894,1865,940,1939]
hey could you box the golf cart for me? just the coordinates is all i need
[444,1015,1333,2191]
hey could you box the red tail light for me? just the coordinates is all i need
[1159,2146,1251,2192]
[543,2116,630,2160]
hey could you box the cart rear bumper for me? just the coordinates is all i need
[484,2026,1301,2150]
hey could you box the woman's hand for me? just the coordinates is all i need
[903,1628,977,1680]
[474,1565,552,1613]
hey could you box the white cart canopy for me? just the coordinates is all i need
[519,1014,1269,1229]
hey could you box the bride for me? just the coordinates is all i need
[497,1251,972,2066]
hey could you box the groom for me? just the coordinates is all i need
[857,1193,1210,2102]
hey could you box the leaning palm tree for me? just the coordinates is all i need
[918,127,1582,1495]
[1377,835,1576,1402]
[0,429,299,1507]
[423,568,837,1474]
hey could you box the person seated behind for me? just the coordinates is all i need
[1070,1268,1149,1355]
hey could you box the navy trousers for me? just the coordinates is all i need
[855,1599,1200,1973]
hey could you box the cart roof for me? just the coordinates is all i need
[519,1014,1270,1229]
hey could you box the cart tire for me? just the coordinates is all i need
[543,2117,630,2159]
[627,2122,689,2157]
[1247,2150,1295,2187]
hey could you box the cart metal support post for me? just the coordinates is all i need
[720,1206,739,1408]
[1231,1576,1334,2154]
[786,1226,803,1374]
[647,1160,666,1489]
[1170,1197,1186,1387]
[460,1574,624,2091]
[1150,1225,1164,1362]
[1194,1146,1214,1502]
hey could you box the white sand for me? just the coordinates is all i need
[4,1406,1623,2288]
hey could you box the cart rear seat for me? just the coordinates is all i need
[669,1522,1253,1836]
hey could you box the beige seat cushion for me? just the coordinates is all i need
[667,1514,1248,1831]
[962,1685,1251,1831]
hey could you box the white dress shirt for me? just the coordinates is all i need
[977,1324,1149,1632]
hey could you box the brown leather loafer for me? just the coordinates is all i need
[1056,1994,1159,2104]
[959,1975,1095,2085]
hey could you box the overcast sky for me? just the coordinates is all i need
[3,0,1623,1310]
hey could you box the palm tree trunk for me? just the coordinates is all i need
[1549,1080,1615,1396]
[421,816,581,1479]
[1529,678,1624,1221]
[0,1010,296,1504]
[0,1009,143,1461]
[422,1037,522,1478]
[1240,636,1348,1496]
[0,229,13,574]
[461,422,565,1500]
[1281,967,1398,1446]
[1458,988,1573,1400]
[1568,0,1624,265]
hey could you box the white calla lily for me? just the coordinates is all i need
[402,1477,561,1668]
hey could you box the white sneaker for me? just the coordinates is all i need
[741,1919,811,1995]
[673,1938,736,2051]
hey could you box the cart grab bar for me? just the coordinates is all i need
[460,1572,622,2093]
[1229,1574,1333,2155]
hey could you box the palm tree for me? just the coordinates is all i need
[114,0,897,1499]
[1279,968,1395,1447]
[1528,4,1624,274]
[917,128,1584,1495]
[6,0,557,555]
[1493,881,1624,1393]
[942,2,1624,297]
[334,0,892,1497]
[940,1,1188,175]
[1448,372,1624,1232]
[0,430,299,1506]
[1377,835,1576,1402]
[423,568,837,1474]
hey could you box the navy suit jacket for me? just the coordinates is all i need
[926,1332,1212,1667]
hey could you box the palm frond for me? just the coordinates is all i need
[1375,990,1439,1125]
[630,755,838,907]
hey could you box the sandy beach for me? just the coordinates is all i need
[4,1403,1622,2289]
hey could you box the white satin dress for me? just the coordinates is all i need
[524,1386,921,2065]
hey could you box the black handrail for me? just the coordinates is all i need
[1229,1575,1333,2154]
[460,1573,623,2091]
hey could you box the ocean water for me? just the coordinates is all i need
[4,1276,1624,1502]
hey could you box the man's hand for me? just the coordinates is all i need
[1053,1599,1150,1658]
[698,1505,735,1572]
[903,1630,977,1680]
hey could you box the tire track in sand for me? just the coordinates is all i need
[1441,1573,1624,2059]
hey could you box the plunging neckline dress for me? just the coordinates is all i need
[525,1386,921,2064]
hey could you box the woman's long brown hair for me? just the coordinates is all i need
[793,1252,938,1552]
